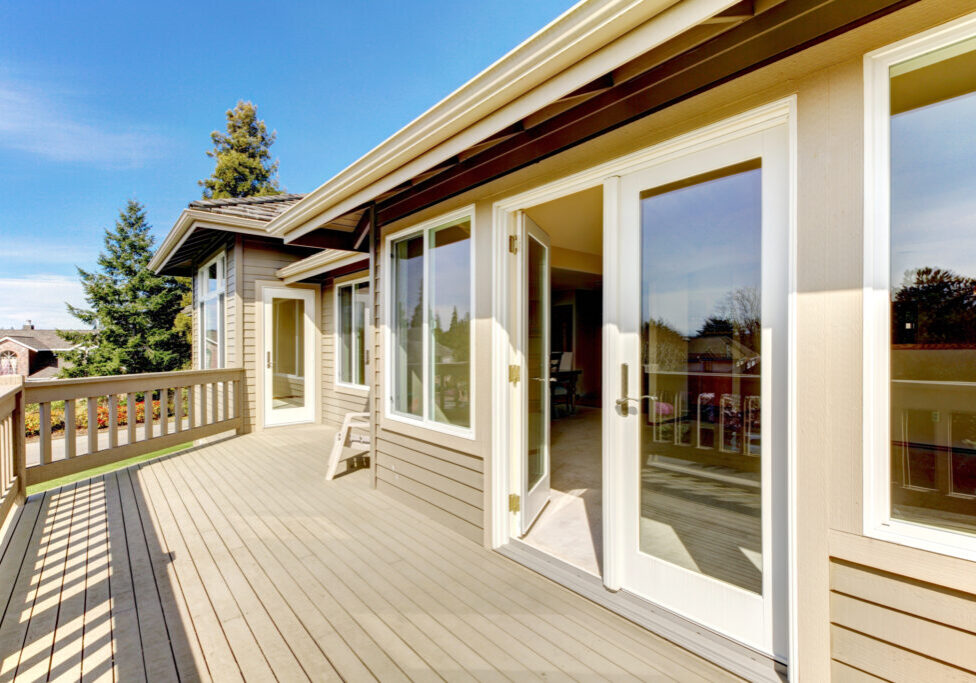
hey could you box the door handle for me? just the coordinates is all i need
[266,351,272,369]
[615,363,656,409]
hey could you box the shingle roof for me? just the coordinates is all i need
[0,329,86,352]
[188,193,306,222]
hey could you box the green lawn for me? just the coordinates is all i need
[26,442,193,496]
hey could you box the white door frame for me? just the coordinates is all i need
[490,98,798,670]
[260,283,319,428]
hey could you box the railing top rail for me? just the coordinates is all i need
[24,367,244,404]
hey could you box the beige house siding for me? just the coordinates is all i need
[321,274,370,427]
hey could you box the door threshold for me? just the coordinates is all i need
[497,539,786,682]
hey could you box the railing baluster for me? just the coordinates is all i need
[127,393,137,446]
[87,396,99,455]
[174,387,183,434]
[222,381,229,423]
[160,388,169,436]
[65,399,76,459]
[145,390,154,441]
[211,382,219,424]
[39,402,52,465]
[108,395,118,449]
[188,385,196,429]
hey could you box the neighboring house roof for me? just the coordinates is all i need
[28,366,60,379]
[0,329,86,353]
[188,193,307,222]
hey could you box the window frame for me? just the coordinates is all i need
[334,274,370,393]
[383,205,476,440]
[863,11,976,561]
[197,251,226,370]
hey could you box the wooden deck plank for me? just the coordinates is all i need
[172,446,440,683]
[147,454,314,682]
[117,467,207,682]
[0,425,743,682]
[187,440,503,682]
[13,484,80,682]
[271,427,728,682]
[227,432,640,680]
[152,455,346,682]
[129,464,245,682]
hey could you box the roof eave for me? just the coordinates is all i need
[269,0,738,241]
[149,209,272,274]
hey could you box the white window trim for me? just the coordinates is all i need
[384,205,476,440]
[863,11,976,562]
[334,275,370,393]
[197,251,226,370]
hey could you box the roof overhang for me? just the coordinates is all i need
[275,250,370,284]
[149,209,272,275]
[270,0,741,242]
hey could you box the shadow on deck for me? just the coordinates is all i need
[0,424,735,681]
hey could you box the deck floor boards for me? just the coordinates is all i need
[0,425,739,681]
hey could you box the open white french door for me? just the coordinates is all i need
[262,287,316,427]
[517,213,552,534]
[611,123,790,658]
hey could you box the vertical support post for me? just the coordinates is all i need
[87,396,98,455]
[160,388,169,436]
[127,393,137,445]
[12,378,25,502]
[368,202,378,489]
[64,399,76,459]
[39,402,52,465]
[108,395,118,449]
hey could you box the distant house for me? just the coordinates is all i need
[0,322,85,378]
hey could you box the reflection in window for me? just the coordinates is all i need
[338,280,369,387]
[391,217,472,430]
[889,38,976,534]
[197,254,225,369]
[640,161,764,594]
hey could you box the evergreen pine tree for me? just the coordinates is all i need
[199,100,281,198]
[57,200,191,377]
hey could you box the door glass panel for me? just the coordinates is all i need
[889,39,976,535]
[429,220,471,427]
[639,160,763,594]
[272,297,305,411]
[527,234,548,490]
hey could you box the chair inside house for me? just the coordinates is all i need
[550,351,579,417]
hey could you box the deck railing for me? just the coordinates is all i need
[0,367,246,533]
[0,376,26,531]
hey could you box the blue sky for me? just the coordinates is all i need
[0,0,572,329]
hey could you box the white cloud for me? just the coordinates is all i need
[0,78,167,168]
[0,275,88,330]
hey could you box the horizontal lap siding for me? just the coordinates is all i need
[829,559,976,680]
[241,240,306,430]
[372,235,485,546]
[321,276,369,428]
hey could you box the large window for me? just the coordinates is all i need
[197,253,225,369]
[866,16,976,556]
[388,210,473,434]
[336,277,370,389]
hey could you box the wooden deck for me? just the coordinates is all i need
[0,425,736,682]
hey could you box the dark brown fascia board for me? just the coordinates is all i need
[375,0,918,227]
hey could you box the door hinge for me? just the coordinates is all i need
[509,494,520,513]
[508,235,519,254]
[508,364,521,384]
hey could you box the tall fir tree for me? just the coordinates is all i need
[57,201,191,377]
[199,100,281,198]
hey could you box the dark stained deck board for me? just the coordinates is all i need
[0,425,739,682]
